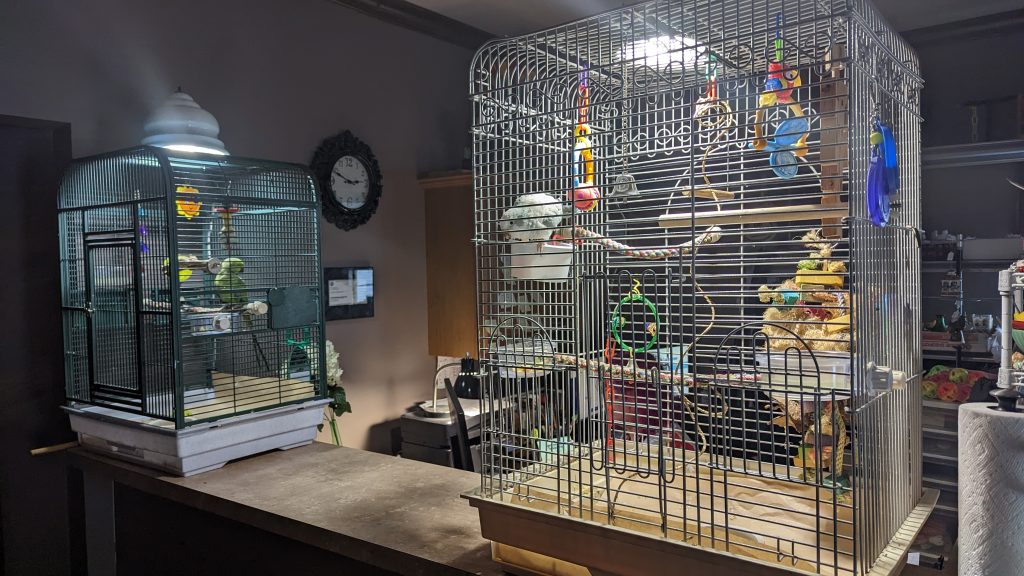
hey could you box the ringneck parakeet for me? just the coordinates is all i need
[214,257,247,305]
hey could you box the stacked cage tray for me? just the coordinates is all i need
[59,147,329,476]
[468,1,929,575]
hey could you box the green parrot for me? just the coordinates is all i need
[214,257,247,305]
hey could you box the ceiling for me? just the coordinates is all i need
[407,0,1024,36]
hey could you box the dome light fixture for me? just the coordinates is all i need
[141,89,228,155]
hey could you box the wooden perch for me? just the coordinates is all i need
[659,203,849,228]
[679,187,735,200]
[30,441,79,456]
[164,255,222,275]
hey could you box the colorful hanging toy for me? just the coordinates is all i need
[137,206,149,254]
[752,14,808,179]
[175,185,202,219]
[610,279,660,354]
[693,55,733,142]
[215,204,240,250]
[866,118,899,227]
[572,66,599,212]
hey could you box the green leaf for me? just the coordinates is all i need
[329,386,352,417]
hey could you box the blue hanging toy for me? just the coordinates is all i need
[138,206,149,254]
[751,13,809,180]
[866,118,899,227]
[762,117,810,179]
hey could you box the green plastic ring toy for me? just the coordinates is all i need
[610,293,660,354]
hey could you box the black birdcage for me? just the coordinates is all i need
[59,147,327,431]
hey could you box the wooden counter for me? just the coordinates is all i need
[69,442,499,576]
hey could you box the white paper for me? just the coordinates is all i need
[328,279,355,306]
[907,552,920,566]
[328,270,373,307]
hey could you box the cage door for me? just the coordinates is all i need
[85,238,143,409]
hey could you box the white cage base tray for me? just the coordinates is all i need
[65,398,330,476]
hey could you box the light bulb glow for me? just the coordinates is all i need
[621,35,699,69]
[162,144,229,156]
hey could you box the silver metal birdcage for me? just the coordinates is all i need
[467,1,924,574]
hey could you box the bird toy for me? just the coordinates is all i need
[138,206,149,254]
[215,205,240,250]
[610,279,660,354]
[175,185,202,219]
[692,55,736,198]
[571,67,599,212]
[867,117,900,227]
[752,14,809,179]
[693,55,734,143]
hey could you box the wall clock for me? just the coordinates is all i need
[311,130,382,231]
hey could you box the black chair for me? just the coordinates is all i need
[444,378,474,472]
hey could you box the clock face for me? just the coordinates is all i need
[330,155,370,210]
[312,130,381,231]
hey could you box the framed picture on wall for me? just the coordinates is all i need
[325,267,374,320]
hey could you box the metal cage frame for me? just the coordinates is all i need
[469,1,923,574]
[59,146,327,430]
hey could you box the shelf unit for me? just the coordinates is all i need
[922,259,1009,273]
[914,400,961,567]
[913,141,1024,570]
[921,350,999,366]
[922,139,1024,169]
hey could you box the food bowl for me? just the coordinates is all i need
[754,350,852,398]
[509,241,572,281]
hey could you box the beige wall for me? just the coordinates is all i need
[0,0,473,451]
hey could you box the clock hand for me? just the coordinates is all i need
[332,169,359,185]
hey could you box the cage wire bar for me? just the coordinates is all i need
[470,0,922,574]
[59,147,326,430]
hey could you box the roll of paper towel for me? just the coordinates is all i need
[959,403,1024,576]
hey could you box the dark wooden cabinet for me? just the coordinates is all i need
[420,171,476,358]
[0,115,74,575]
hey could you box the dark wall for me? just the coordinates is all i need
[0,0,473,452]
[912,19,1024,320]
[0,116,73,575]
[916,27,1024,147]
